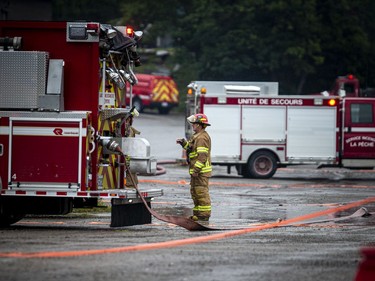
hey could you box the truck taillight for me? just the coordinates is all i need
[87,23,99,34]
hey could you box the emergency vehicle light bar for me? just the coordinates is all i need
[224,85,261,95]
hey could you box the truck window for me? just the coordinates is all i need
[350,103,373,123]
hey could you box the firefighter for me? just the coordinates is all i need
[176,113,212,221]
[124,108,140,188]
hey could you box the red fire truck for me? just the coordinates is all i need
[127,73,179,114]
[186,81,375,178]
[317,74,375,98]
[0,21,162,227]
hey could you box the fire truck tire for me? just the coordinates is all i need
[158,107,170,115]
[0,213,25,227]
[132,98,144,112]
[246,151,277,179]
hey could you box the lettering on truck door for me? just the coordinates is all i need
[342,98,375,161]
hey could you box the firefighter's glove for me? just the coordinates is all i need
[176,138,187,147]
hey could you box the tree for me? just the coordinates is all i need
[311,0,374,92]
[53,0,122,23]
[117,0,375,95]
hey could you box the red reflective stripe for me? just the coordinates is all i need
[56,192,67,196]
[15,191,26,195]
[36,191,47,195]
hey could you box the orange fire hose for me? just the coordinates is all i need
[124,159,219,231]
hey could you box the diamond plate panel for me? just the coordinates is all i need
[0,51,49,109]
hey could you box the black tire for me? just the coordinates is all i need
[245,151,277,179]
[158,107,170,115]
[132,98,143,112]
[0,213,25,227]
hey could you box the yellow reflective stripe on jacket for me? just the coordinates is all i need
[189,152,198,158]
[196,146,209,153]
[201,166,212,173]
[194,160,204,169]
[190,159,212,174]
[193,205,211,212]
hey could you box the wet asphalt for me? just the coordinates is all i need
[0,111,374,281]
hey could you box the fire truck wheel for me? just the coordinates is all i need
[158,107,170,115]
[0,213,25,227]
[132,98,144,112]
[246,151,277,179]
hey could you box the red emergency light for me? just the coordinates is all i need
[347,74,354,80]
[126,26,134,37]
[86,23,99,34]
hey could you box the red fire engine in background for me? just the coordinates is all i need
[0,21,162,227]
[127,73,179,114]
[186,80,375,178]
[317,74,375,98]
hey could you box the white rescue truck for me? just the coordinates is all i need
[186,81,375,178]
[0,21,162,227]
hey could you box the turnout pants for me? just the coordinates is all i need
[190,176,211,219]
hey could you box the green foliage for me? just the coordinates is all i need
[53,0,123,23]
[53,0,375,97]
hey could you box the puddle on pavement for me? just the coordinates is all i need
[156,206,192,218]
[154,202,375,228]
[285,204,374,226]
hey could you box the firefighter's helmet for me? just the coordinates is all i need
[187,113,211,126]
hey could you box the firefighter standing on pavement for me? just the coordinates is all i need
[176,113,212,221]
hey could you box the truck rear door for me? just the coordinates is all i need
[204,104,241,160]
[341,98,375,165]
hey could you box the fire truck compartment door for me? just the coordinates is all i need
[242,106,286,142]
[287,107,336,160]
[342,98,375,161]
[8,117,84,189]
[203,105,241,159]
